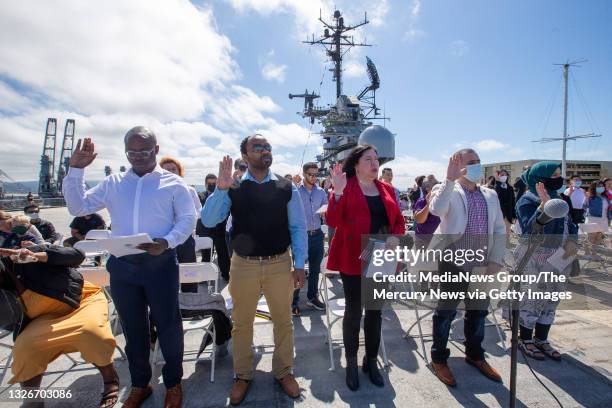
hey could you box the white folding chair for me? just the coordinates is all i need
[152,262,219,382]
[84,229,112,240]
[0,329,14,388]
[320,256,389,371]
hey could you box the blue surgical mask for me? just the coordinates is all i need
[573,180,582,187]
[596,186,605,194]
[464,163,483,183]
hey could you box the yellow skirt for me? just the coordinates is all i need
[10,281,116,384]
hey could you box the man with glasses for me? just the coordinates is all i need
[62,127,196,408]
[291,162,327,316]
[202,134,307,405]
[23,204,60,244]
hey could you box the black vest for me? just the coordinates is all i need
[228,175,292,257]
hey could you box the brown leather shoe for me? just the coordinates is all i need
[465,357,503,383]
[122,385,153,408]
[430,362,457,387]
[164,384,182,408]
[229,379,251,406]
[277,374,301,398]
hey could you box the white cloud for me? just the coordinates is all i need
[410,0,421,19]
[384,154,447,191]
[449,40,470,57]
[402,0,426,43]
[0,1,314,184]
[403,28,426,42]
[261,63,287,83]
[473,139,509,152]
[344,61,367,78]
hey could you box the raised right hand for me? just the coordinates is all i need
[330,162,346,194]
[446,153,464,182]
[69,138,97,168]
[217,155,234,190]
[535,182,550,207]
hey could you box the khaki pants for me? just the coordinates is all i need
[228,251,294,380]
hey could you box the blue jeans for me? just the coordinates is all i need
[431,261,489,364]
[292,229,324,307]
[107,250,183,388]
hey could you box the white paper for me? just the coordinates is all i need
[547,248,574,272]
[103,233,153,257]
[315,204,328,214]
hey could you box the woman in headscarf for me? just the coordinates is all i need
[0,245,119,407]
[513,161,578,361]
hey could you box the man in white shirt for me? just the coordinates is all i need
[564,175,586,224]
[63,127,196,408]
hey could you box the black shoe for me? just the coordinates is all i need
[362,355,384,387]
[306,297,326,311]
[292,306,301,317]
[346,357,360,391]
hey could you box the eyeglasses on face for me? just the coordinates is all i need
[125,148,155,159]
[305,172,318,177]
[250,144,272,153]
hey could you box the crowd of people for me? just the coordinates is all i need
[0,126,610,408]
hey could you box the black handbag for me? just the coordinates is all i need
[0,288,24,334]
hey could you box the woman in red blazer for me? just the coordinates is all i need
[326,144,405,391]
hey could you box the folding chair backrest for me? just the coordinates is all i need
[73,240,106,257]
[194,236,213,252]
[179,262,219,284]
[85,229,112,240]
[321,256,339,275]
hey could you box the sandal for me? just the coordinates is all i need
[534,339,562,361]
[519,339,545,360]
[100,379,120,408]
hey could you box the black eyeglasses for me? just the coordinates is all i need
[305,172,318,177]
[250,144,272,153]
[125,149,155,159]
[238,165,248,171]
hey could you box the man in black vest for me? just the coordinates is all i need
[202,134,307,405]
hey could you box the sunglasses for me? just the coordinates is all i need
[250,144,272,153]
[238,165,248,171]
[125,148,155,159]
[304,172,318,177]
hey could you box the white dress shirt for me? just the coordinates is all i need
[188,185,202,214]
[62,166,196,249]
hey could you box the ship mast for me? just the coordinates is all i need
[305,10,371,99]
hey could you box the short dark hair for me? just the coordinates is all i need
[342,144,378,178]
[455,148,477,156]
[24,204,39,213]
[240,134,264,154]
[303,162,318,172]
[284,174,293,179]
[124,126,157,145]
[415,175,426,187]
[234,158,246,170]
[205,173,217,183]
[588,181,604,196]
[382,168,392,174]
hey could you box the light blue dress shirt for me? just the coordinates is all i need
[298,183,328,231]
[63,166,197,249]
[201,170,307,269]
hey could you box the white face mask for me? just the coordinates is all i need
[499,175,508,183]
[464,163,483,183]
[27,212,40,221]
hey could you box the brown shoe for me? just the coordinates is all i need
[164,384,182,408]
[430,362,457,387]
[122,385,153,408]
[465,357,503,383]
[229,378,251,406]
[277,374,301,398]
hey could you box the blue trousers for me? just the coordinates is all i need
[292,229,325,307]
[107,250,183,388]
[431,261,489,364]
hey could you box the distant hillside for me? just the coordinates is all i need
[2,180,101,193]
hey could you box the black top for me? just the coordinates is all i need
[69,213,106,235]
[365,194,389,234]
[32,219,60,243]
[228,175,293,257]
[494,181,516,222]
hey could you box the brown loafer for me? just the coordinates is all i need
[430,362,457,387]
[277,374,300,398]
[229,378,251,406]
[122,385,153,408]
[164,384,182,408]
[465,357,503,383]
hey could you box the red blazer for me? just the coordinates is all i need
[326,177,406,276]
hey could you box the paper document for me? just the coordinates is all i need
[362,239,397,278]
[103,233,153,257]
[316,204,328,214]
[547,248,575,272]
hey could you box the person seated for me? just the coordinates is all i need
[64,213,107,247]
[1,215,44,248]
[24,204,61,244]
[0,244,119,408]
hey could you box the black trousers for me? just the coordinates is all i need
[107,250,183,388]
[341,273,381,359]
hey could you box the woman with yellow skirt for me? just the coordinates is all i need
[0,245,119,408]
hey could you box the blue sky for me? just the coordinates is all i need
[0,0,610,188]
